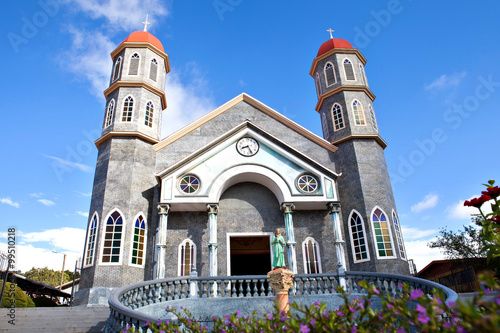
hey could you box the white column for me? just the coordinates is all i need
[281,203,297,274]
[328,202,347,287]
[155,204,170,279]
[207,204,219,277]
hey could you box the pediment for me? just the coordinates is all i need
[157,121,339,211]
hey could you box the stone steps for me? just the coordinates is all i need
[0,306,109,332]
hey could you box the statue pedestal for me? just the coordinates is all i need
[267,268,294,314]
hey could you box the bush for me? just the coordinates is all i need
[0,281,35,308]
[33,296,59,307]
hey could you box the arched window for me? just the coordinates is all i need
[102,210,124,263]
[302,237,322,274]
[348,210,370,262]
[343,59,355,81]
[128,53,140,75]
[359,64,368,86]
[315,73,322,97]
[122,96,134,122]
[369,105,377,131]
[178,239,196,276]
[104,99,115,128]
[331,103,345,131]
[112,57,122,82]
[324,62,336,86]
[352,100,366,125]
[321,112,329,139]
[144,101,154,127]
[392,211,407,260]
[371,207,395,259]
[84,213,98,266]
[150,58,158,81]
[131,215,147,266]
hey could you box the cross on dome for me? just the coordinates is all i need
[326,28,334,39]
[142,15,151,32]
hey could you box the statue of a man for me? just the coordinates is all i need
[272,228,286,269]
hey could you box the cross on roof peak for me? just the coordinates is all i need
[142,15,151,32]
[327,28,334,39]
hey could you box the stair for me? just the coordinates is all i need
[0,306,110,332]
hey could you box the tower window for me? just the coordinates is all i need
[369,105,377,131]
[359,64,368,86]
[349,210,370,262]
[324,62,336,86]
[392,211,407,260]
[371,207,395,258]
[321,112,329,140]
[102,210,123,263]
[131,215,147,266]
[178,239,196,276]
[352,100,366,125]
[331,103,345,131]
[343,59,356,81]
[302,237,322,274]
[315,73,322,97]
[84,213,98,266]
[122,96,134,122]
[112,57,122,82]
[150,58,158,82]
[128,53,140,75]
[145,101,154,127]
[104,99,115,128]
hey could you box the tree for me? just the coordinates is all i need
[21,267,79,287]
[428,224,488,260]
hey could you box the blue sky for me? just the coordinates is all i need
[1,0,499,273]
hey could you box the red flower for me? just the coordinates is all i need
[482,186,500,199]
[489,216,500,224]
[464,195,491,208]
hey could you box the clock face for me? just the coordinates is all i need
[236,137,259,156]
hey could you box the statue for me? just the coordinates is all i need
[272,228,286,269]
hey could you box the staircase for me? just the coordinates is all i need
[0,306,109,332]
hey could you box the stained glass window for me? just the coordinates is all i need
[102,211,123,263]
[105,99,115,128]
[371,208,395,258]
[392,211,406,260]
[122,96,134,122]
[324,62,336,86]
[297,175,318,193]
[352,100,366,125]
[179,239,196,276]
[145,101,154,127]
[84,213,98,266]
[179,175,200,194]
[131,215,146,265]
[332,103,345,131]
[303,237,321,274]
[349,211,369,262]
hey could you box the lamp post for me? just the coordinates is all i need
[52,251,66,290]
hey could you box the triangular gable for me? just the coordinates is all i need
[153,93,338,153]
[156,121,339,211]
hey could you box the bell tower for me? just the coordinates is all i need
[311,30,409,274]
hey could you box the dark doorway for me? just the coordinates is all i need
[230,236,271,276]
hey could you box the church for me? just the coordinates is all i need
[76,27,409,306]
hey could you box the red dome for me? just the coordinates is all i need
[317,38,353,57]
[122,31,164,52]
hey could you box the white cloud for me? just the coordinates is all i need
[0,197,20,208]
[19,227,86,254]
[410,193,439,213]
[74,191,92,197]
[43,154,93,173]
[401,225,438,241]
[76,211,89,217]
[38,199,56,207]
[424,72,466,91]
[446,198,493,220]
[29,192,45,198]
[405,239,445,272]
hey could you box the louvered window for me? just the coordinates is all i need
[112,57,122,82]
[150,59,158,81]
[343,59,355,80]
[324,62,335,86]
[128,53,140,75]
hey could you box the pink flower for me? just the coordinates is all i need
[299,324,310,333]
[409,289,424,300]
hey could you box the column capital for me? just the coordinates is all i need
[327,202,341,214]
[281,203,295,214]
[207,204,219,214]
[157,203,171,215]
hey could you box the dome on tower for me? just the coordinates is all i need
[121,31,164,52]
[317,38,353,57]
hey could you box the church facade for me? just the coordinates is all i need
[76,30,409,305]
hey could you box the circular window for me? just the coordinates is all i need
[296,175,319,193]
[179,175,200,194]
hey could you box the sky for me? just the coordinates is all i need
[0,0,499,275]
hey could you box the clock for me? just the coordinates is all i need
[236,137,259,156]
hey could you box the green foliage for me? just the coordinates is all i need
[22,267,77,287]
[33,296,59,307]
[0,281,35,308]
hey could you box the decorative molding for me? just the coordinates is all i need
[327,202,341,214]
[281,203,295,214]
[330,134,388,150]
[110,42,170,74]
[103,80,167,110]
[157,203,171,215]
[206,204,219,215]
[94,131,159,148]
[310,48,367,77]
[315,85,376,112]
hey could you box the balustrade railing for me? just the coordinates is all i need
[106,271,457,333]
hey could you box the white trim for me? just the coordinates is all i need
[392,210,407,261]
[112,56,122,82]
[83,212,99,268]
[369,206,396,260]
[178,239,196,276]
[129,212,147,267]
[324,61,336,87]
[104,99,115,128]
[99,208,126,266]
[331,103,345,131]
[342,58,356,81]
[351,99,366,126]
[226,232,273,276]
[121,95,135,122]
[348,209,371,263]
[128,52,141,76]
[301,237,322,274]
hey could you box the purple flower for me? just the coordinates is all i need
[416,304,426,314]
[310,318,316,326]
[396,328,406,333]
[485,288,491,294]
[125,325,131,330]
[386,303,394,309]
[409,289,424,300]
[315,301,321,306]
[337,310,344,317]
[156,321,162,326]
[236,311,241,316]
[268,315,273,320]
[417,313,430,324]
[457,326,466,333]
[372,287,381,295]
[180,306,183,309]
[299,324,310,333]
[443,322,452,329]
[351,327,357,333]
[159,331,165,333]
